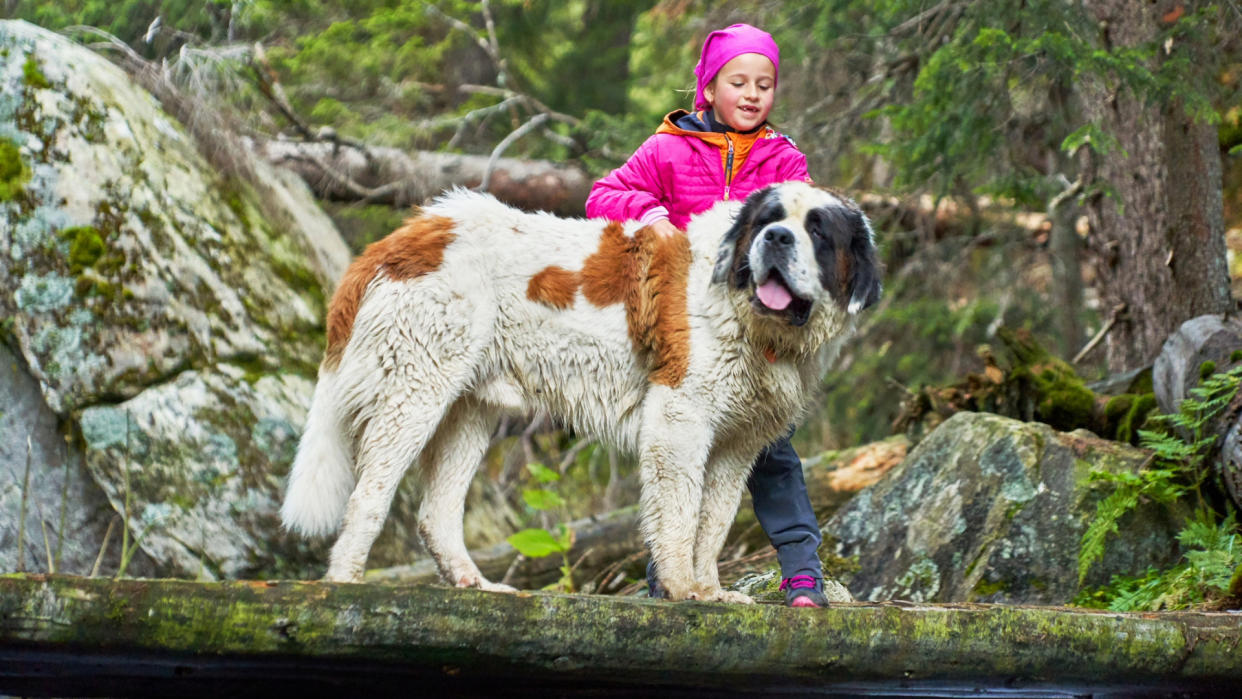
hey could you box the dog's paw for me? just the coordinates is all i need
[660,580,698,601]
[454,574,518,594]
[705,589,754,605]
[476,580,518,593]
[323,567,364,583]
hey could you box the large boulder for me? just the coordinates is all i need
[0,342,155,576]
[826,412,1187,604]
[0,20,352,578]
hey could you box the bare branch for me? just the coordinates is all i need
[480,112,549,191]
[250,41,313,140]
[1073,303,1127,365]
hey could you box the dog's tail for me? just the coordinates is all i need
[281,367,355,537]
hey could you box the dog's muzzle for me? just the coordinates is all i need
[751,226,813,326]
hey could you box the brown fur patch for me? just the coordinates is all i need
[581,223,691,386]
[527,266,580,309]
[580,222,640,307]
[323,215,456,369]
[836,247,852,301]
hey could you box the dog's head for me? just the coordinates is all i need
[711,182,881,327]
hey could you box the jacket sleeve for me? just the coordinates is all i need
[776,145,813,184]
[585,135,668,222]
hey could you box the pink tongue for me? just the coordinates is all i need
[756,279,792,310]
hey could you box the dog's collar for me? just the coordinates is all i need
[763,346,778,363]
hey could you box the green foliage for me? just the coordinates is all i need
[1076,364,1242,609]
[506,526,569,559]
[5,0,239,45]
[1077,463,1186,586]
[1076,510,1242,611]
[787,1,1234,203]
[505,462,575,591]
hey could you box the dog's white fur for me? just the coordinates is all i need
[282,181,878,602]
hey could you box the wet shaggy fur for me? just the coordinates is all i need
[281,182,881,602]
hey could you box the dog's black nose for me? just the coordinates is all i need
[764,226,794,246]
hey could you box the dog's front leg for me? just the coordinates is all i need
[637,390,711,601]
[692,448,756,604]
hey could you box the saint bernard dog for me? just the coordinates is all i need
[281,181,881,602]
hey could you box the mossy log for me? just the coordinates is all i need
[892,327,1157,445]
[2,574,1241,696]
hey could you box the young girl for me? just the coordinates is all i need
[586,23,829,608]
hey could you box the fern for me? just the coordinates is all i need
[1076,363,1242,606]
[1077,509,1241,611]
[1077,465,1183,584]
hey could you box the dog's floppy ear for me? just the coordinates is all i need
[813,205,883,314]
[845,211,882,314]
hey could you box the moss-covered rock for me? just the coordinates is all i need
[827,412,1187,604]
[0,20,350,578]
[78,366,327,580]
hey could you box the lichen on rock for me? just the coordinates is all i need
[0,20,348,579]
[827,412,1186,604]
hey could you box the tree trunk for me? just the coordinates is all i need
[257,140,593,215]
[1079,0,1231,373]
[1048,182,1085,359]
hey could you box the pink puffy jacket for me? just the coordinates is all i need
[586,110,811,228]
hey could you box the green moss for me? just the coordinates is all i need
[22,55,50,89]
[1199,360,1217,381]
[972,578,1007,598]
[1104,395,1134,422]
[1231,350,1242,364]
[1038,387,1095,430]
[0,137,30,202]
[1127,369,1154,395]
[1102,389,1158,444]
[60,225,106,272]
[221,186,250,230]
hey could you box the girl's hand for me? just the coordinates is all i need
[650,219,682,238]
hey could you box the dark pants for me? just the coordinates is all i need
[648,432,823,590]
[746,434,823,580]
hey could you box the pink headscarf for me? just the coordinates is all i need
[693,23,781,111]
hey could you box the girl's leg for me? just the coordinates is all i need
[747,432,823,580]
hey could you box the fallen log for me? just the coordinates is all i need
[1,574,1239,697]
[257,140,593,215]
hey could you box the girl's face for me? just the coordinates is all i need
[703,53,776,132]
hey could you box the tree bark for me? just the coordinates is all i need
[1079,0,1231,373]
[1,574,1240,696]
[1049,180,1085,359]
[257,140,594,215]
